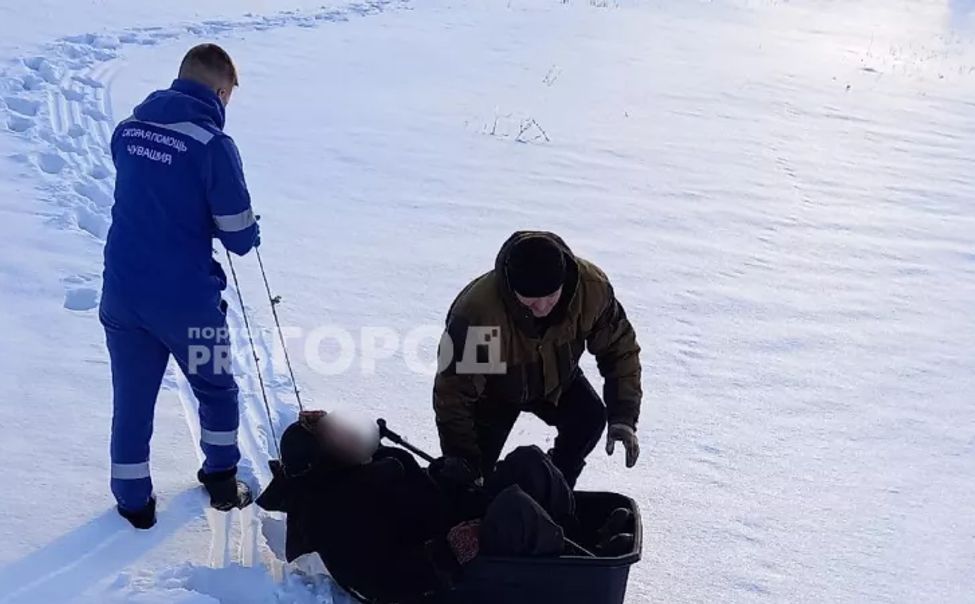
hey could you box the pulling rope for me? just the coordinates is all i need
[225,250,281,458]
[255,248,304,412]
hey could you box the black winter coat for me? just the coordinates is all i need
[257,447,451,603]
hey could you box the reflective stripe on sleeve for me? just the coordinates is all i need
[213,208,256,233]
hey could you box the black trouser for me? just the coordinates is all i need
[479,445,574,557]
[415,448,574,603]
[475,371,607,488]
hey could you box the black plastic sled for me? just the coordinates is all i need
[446,491,643,604]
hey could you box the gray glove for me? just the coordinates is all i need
[606,423,640,468]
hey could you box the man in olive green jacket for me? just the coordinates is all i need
[434,231,642,487]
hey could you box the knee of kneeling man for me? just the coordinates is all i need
[507,444,548,463]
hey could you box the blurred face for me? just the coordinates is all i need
[314,413,379,466]
[515,287,563,318]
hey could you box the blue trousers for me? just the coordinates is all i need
[100,288,241,511]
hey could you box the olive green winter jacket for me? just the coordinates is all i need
[433,231,642,468]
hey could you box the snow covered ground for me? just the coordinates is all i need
[1,0,973,602]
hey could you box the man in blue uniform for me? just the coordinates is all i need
[100,44,259,529]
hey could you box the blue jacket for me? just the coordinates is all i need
[104,78,259,307]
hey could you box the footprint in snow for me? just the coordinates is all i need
[37,131,80,154]
[37,152,68,174]
[64,286,99,311]
[58,137,85,154]
[21,56,45,70]
[61,88,87,102]
[74,178,113,207]
[6,115,34,133]
[89,163,112,180]
[3,96,41,117]
[82,105,109,122]
[23,56,61,84]
[75,206,110,239]
[93,35,121,50]
[18,73,45,91]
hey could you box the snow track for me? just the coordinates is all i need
[0,0,404,578]
[0,0,403,295]
[3,1,973,602]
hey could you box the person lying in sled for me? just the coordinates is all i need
[256,411,633,604]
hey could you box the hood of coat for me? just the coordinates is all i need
[133,78,226,130]
[256,420,364,515]
[494,230,580,335]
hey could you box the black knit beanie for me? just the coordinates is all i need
[507,236,566,297]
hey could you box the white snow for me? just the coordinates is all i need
[1,0,974,602]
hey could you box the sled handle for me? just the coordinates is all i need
[377,419,437,463]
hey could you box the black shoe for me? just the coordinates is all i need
[198,469,253,511]
[596,532,635,557]
[597,507,633,541]
[118,495,157,530]
[594,507,634,556]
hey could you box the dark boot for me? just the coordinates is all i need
[198,468,252,511]
[597,507,633,541]
[596,532,635,557]
[595,507,635,556]
[118,495,157,530]
[489,445,576,527]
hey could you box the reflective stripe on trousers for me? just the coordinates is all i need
[200,428,238,447]
[111,461,151,480]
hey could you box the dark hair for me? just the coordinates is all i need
[178,43,239,88]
